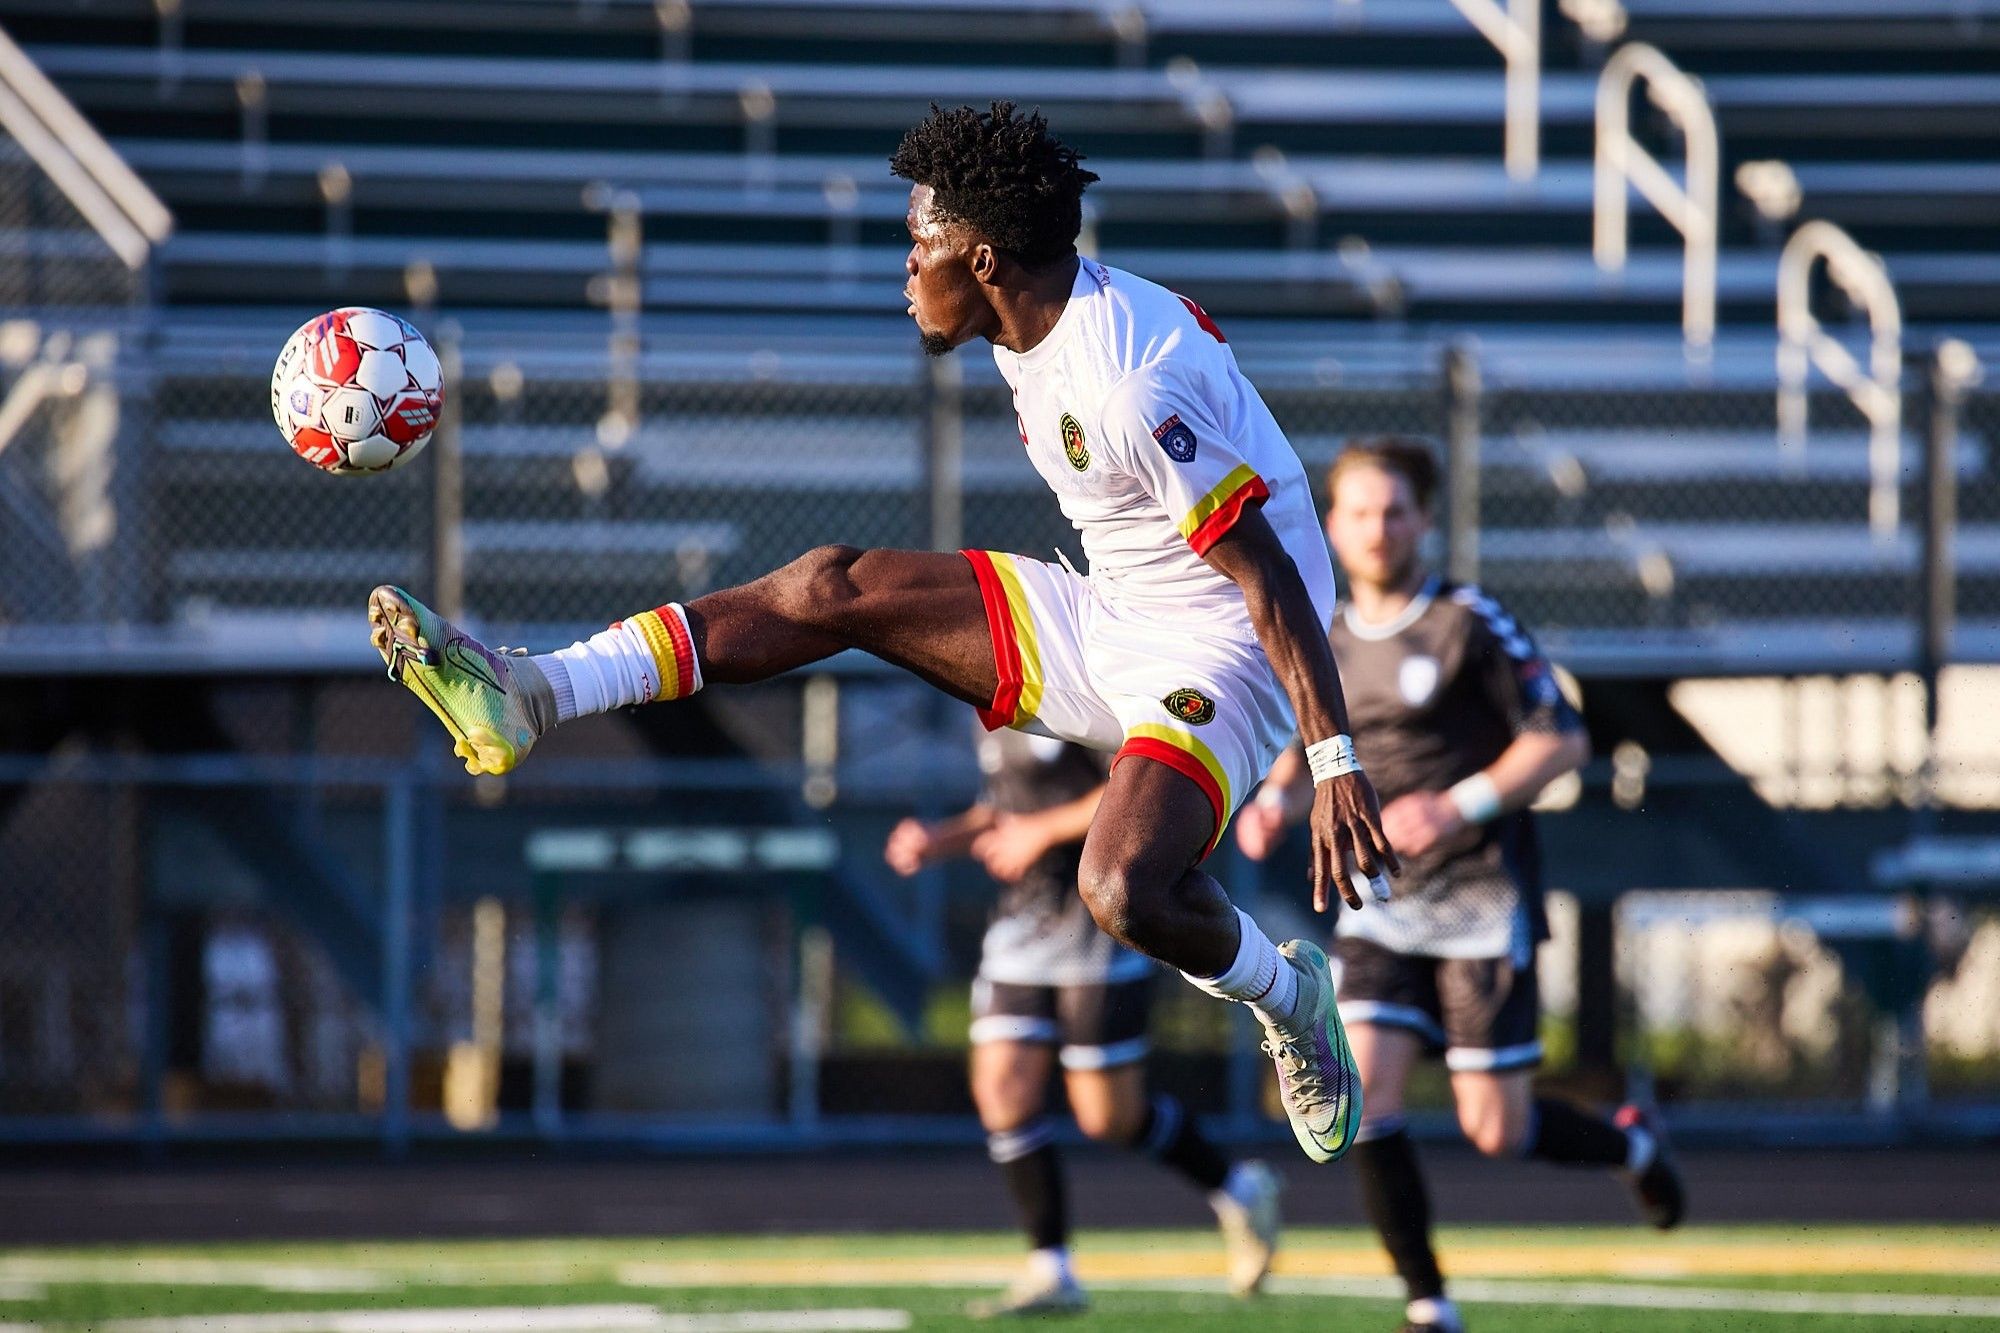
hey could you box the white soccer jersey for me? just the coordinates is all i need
[992,258,1338,635]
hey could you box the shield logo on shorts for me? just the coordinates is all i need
[1060,413,1090,471]
[1163,687,1216,726]
[1398,655,1440,707]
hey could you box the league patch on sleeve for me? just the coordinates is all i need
[1151,413,1198,463]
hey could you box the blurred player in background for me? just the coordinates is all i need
[370,102,1397,1166]
[1236,438,1685,1333]
[886,721,1280,1317]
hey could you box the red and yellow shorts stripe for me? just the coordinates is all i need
[626,604,698,702]
[1115,722,1235,858]
[1179,464,1270,555]
[962,549,1045,731]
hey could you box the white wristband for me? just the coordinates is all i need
[1305,734,1362,784]
[1447,772,1503,825]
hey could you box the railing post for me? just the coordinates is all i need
[380,775,416,1157]
[532,873,564,1140]
[1594,43,1718,356]
[429,319,465,620]
[1450,0,1541,181]
[1776,220,1904,539]
[1444,340,1483,585]
[1915,340,1980,802]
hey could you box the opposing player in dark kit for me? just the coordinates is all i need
[1237,438,1686,1333]
[887,724,1280,1316]
[369,103,1399,1163]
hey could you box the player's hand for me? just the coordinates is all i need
[1234,800,1287,862]
[971,813,1051,884]
[883,817,936,877]
[1381,791,1469,861]
[1310,771,1399,913]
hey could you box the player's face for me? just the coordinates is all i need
[1328,464,1429,591]
[904,185,988,357]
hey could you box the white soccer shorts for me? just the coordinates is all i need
[963,548,1296,857]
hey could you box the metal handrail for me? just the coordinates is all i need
[1450,0,1541,182]
[1594,42,1718,355]
[1777,219,1904,539]
[0,23,171,270]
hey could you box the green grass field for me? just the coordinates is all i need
[2,1226,1997,1331]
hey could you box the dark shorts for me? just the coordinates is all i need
[969,975,1155,1070]
[1333,935,1543,1073]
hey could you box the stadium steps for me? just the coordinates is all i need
[0,0,1513,70]
[1622,0,2000,75]
[108,138,1670,251]
[143,230,2000,326]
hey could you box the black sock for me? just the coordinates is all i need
[1353,1125,1444,1302]
[1129,1093,1231,1192]
[989,1120,1068,1251]
[1523,1098,1631,1168]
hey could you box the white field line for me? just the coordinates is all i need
[0,1258,386,1292]
[653,1317,909,1332]
[0,1282,40,1300]
[97,1310,912,1333]
[100,1306,669,1333]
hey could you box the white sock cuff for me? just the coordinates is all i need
[988,1119,1055,1164]
[539,654,578,724]
[1182,908,1276,1000]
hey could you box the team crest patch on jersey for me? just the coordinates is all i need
[1163,687,1216,726]
[1398,655,1441,707]
[1151,413,1198,463]
[1059,413,1090,471]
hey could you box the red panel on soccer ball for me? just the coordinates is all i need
[308,332,362,387]
[290,426,339,467]
[381,393,439,446]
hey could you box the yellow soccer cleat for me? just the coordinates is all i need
[367,585,548,775]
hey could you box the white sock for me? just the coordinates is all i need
[1028,1246,1073,1285]
[1183,908,1298,1023]
[1407,1296,1463,1331]
[532,620,664,723]
[1624,1124,1657,1174]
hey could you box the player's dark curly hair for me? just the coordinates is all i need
[1329,436,1441,512]
[890,101,1099,268]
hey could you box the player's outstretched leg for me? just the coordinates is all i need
[371,546,997,775]
[1078,757,1361,1164]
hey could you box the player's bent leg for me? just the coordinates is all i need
[1074,754,1231,972]
[1081,757,1360,1163]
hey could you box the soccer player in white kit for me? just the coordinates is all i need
[366,102,1399,1164]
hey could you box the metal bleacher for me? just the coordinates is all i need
[3,0,2000,676]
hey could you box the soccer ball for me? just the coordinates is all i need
[270,307,443,474]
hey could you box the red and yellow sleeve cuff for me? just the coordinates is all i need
[1179,464,1270,555]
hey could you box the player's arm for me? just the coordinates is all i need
[970,782,1106,883]
[883,802,999,877]
[1204,508,1399,911]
